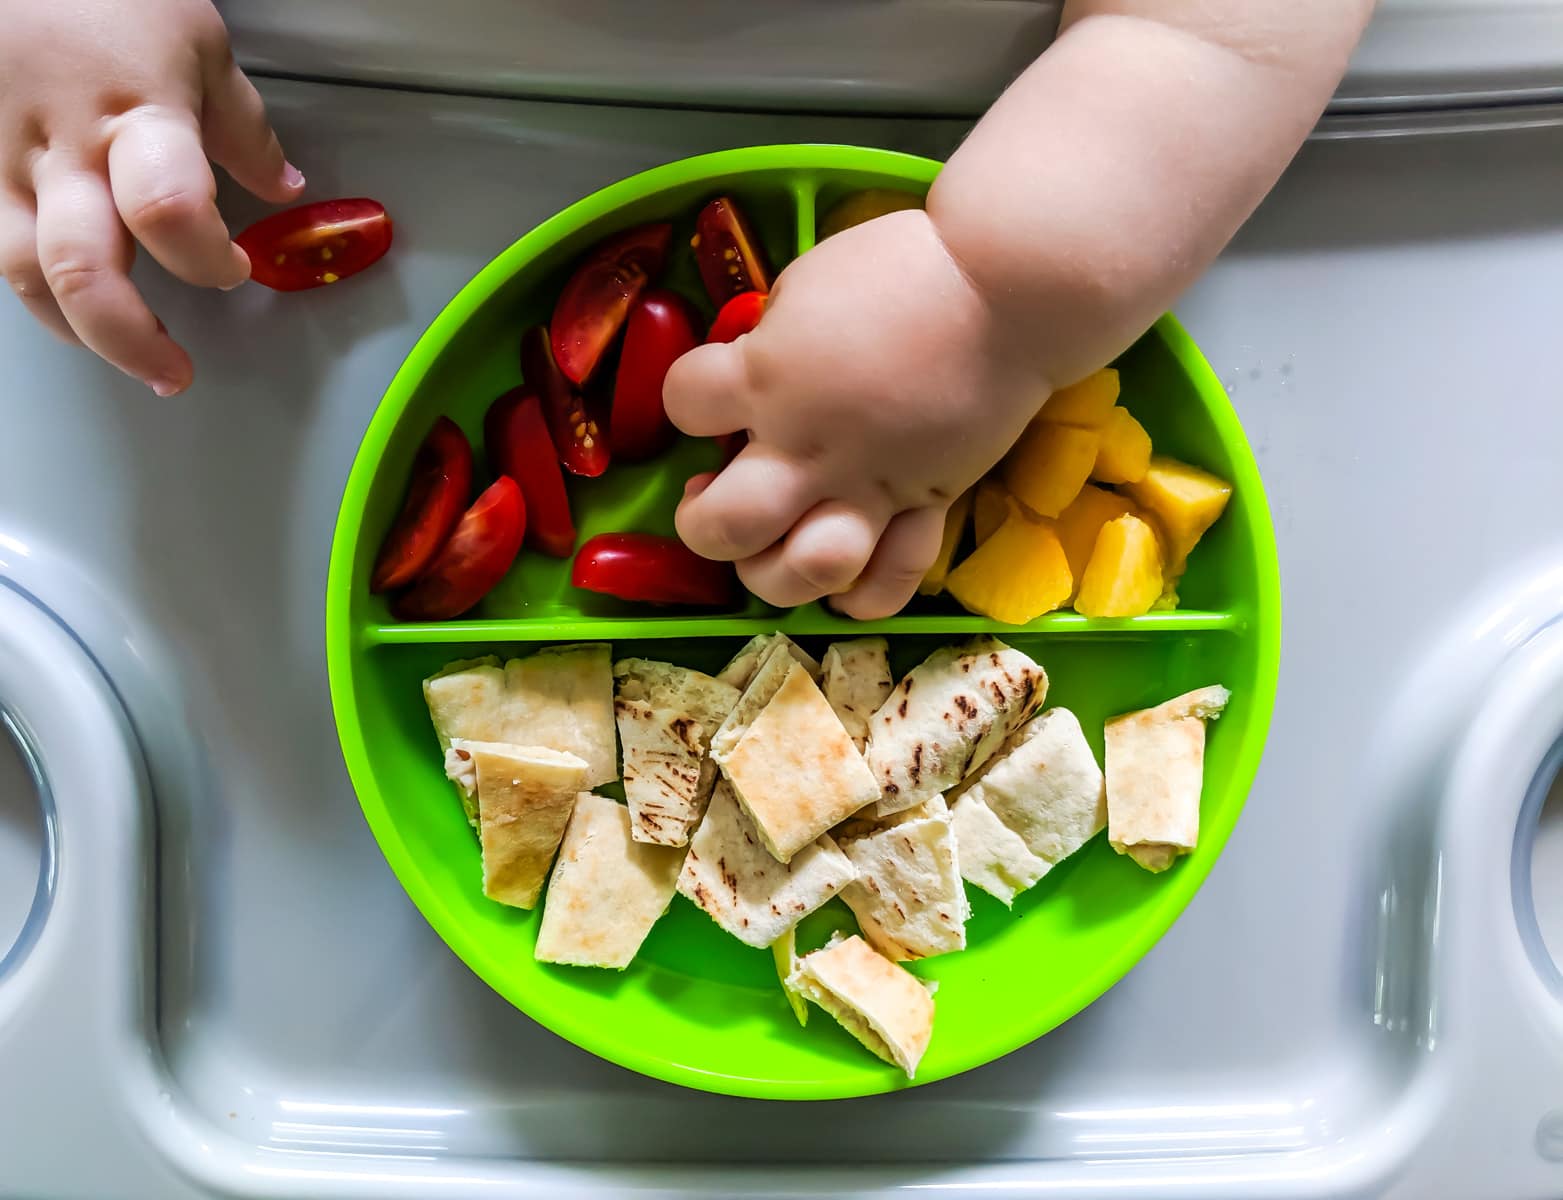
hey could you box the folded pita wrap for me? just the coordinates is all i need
[1106,685,1230,872]
[867,636,1047,817]
[946,707,1106,902]
[821,637,895,752]
[449,740,589,909]
[719,662,883,862]
[534,792,684,968]
[424,646,617,821]
[948,793,1050,906]
[832,796,944,845]
[787,932,935,1078]
[718,632,822,690]
[840,802,968,960]
[677,779,855,948]
[613,659,739,846]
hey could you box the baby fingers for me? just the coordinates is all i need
[829,506,947,620]
[736,502,889,609]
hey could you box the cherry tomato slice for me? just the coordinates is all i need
[551,223,672,385]
[692,197,772,306]
[706,290,767,344]
[483,387,576,558]
[571,533,736,608]
[392,476,525,621]
[236,198,392,292]
[520,326,609,477]
[612,289,701,461]
[370,416,475,593]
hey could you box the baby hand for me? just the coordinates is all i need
[0,0,303,394]
[665,210,1049,619]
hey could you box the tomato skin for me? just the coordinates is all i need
[612,289,701,461]
[483,388,576,558]
[551,224,672,385]
[236,198,392,291]
[692,197,772,306]
[520,326,609,477]
[391,476,525,621]
[571,533,737,607]
[706,290,767,344]
[370,417,474,593]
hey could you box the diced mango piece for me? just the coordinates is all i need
[818,189,923,240]
[946,513,1071,625]
[1054,484,1136,599]
[973,477,1017,545]
[1001,423,1100,518]
[1075,515,1164,618]
[1091,407,1152,484]
[1122,456,1233,573]
[1041,368,1120,428]
[917,488,974,596]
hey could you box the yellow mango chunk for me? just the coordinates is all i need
[818,189,923,240]
[917,488,974,596]
[1054,484,1136,598]
[1075,515,1164,618]
[1041,368,1120,428]
[1091,407,1152,484]
[973,477,1017,545]
[1001,422,1100,518]
[1122,455,1233,573]
[947,513,1071,625]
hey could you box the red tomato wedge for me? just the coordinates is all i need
[520,326,609,477]
[571,533,736,608]
[236,198,392,292]
[483,388,576,558]
[370,417,474,593]
[706,290,767,344]
[612,289,700,461]
[391,476,525,621]
[692,197,772,306]
[551,224,672,385]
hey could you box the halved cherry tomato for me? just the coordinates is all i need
[236,199,392,292]
[612,289,700,461]
[370,417,474,593]
[483,388,576,558]
[520,326,609,477]
[692,197,772,306]
[391,476,525,621]
[551,224,672,385]
[571,533,736,608]
[706,290,767,344]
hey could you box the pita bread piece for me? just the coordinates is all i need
[721,662,883,862]
[821,637,895,752]
[1106,685,1230,872]
[772,927,809,1026]
[534,792,684,968]
[787,932,935,1078]
[717,632,821,690]
[950,706,1105,885]
[613,659,739,846]
[424,645,617,803]
[709,638,800,764]
[867,636,1048,817]
[831,795,946,845]
[677,779,855,948]
[451,740,589,909]
[841,805,968,960]
[948,793,1050,906]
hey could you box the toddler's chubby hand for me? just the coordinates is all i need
[0,0,302,394]
[665,210,1048,620]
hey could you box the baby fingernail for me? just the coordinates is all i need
[148,379,182,398]
[283,163,306,189]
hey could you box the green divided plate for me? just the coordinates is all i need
[326,145,1281,1100]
